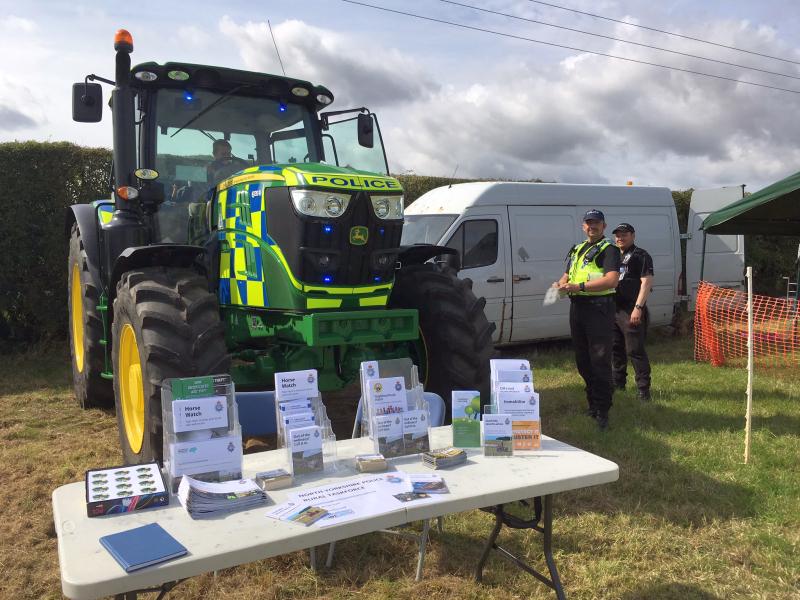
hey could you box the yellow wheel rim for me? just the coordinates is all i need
[70,263,85,374]
[119,324,145,454]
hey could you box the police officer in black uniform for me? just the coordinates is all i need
[554,210,621,431]
[611,223,654,401]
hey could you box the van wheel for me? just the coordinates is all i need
[112,267,229,464]
[389,263,495,422]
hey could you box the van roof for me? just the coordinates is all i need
[405,181,674,215]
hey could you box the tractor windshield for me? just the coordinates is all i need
[153,88,319,201]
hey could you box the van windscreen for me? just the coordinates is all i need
[401,215,457,245]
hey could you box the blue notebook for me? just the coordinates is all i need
[99,523,187,572]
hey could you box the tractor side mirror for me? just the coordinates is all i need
[357,113,374,148]
[72,83,103,122]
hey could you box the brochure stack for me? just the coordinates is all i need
[272,369,337,476]
[161,374,243,492]
[489,359,541,451]
[359,359,432,458]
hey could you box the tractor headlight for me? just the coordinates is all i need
[370,195,404,220]
[290,189,350,218]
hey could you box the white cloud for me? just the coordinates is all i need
[177,25,211,49]
[0,15,37,33]
[218,16,438,107]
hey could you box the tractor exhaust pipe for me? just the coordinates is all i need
[111,29,137,213]
[104,29,149,279]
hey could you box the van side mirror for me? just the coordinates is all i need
[72,83,103,122]
[357,113,374,148]
[441,252,461,271]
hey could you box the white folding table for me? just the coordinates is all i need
[52,427,618,599]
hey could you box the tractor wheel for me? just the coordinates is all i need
[389,263,495,421]
[68,223,113,409]
[111,267,229,464]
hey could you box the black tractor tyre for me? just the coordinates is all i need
[68,223,113,409]
[112,267,230,464]
[389,263,496,422]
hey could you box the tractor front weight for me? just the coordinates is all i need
[223,306,419,390]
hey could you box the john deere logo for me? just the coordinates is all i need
[350,226,368,245]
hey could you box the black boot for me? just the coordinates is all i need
[596,413,610,431]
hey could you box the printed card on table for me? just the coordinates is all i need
[366,377,407,416]
[288,425,324,475]
[496,369,534,384]
[402,409,430,453]
[374,413,404,458]
[171,395,229,432]
[483,413,514,457]
[452,390,481,448]
[274,369,319,402]
[497,390,540,421]
[490,359,531,381]
[512,420,541,450]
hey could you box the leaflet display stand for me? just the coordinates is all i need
[161,374,243,493]
[358,359,431,458]
[272,369,338,477]
[489,358,541,451]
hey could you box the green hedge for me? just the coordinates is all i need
[1,141,795,347]
[0,142,111,348]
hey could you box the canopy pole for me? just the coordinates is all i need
[744,266,754,464]
[699,231,707,283]
[795,243,800,302]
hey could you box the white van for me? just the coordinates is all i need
[402,182,744,344]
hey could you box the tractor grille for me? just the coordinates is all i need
[265,188,403,287]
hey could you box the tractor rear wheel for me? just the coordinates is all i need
[68,223,113,409]
[389,263,495,421]
[112,267,229,464]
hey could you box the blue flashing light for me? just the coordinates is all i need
[184,91,194,101]
[323,224,333,234]
[373,276,382,283]
[278,102,287,113]
[322,275,333,284]
[379,227,385,235]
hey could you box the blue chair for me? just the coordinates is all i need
[235,391,278,436]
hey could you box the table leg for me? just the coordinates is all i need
[415,519,431,581]
[325,540,337,568]
[309,546,317,571]
[113,579,183,600]
[474,511,503,583]
[543,495,566,600]
[474,495,566,600]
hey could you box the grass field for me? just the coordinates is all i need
[1,334,798,599]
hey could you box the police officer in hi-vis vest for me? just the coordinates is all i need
[553,209,621,431]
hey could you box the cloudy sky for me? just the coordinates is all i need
[3,0,800,190]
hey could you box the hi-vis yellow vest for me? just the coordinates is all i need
[567,239,615,296]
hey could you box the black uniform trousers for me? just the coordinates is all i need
[569,295,615,416]
[612,307,651,393]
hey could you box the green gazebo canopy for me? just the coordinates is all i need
[701,170,800,235]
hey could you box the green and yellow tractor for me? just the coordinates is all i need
[68,30,494,464]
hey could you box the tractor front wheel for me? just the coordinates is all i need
[112,267,229,464]
[389,263,495,421]
[68,223,113,409]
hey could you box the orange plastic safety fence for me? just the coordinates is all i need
[694,281,800,367]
